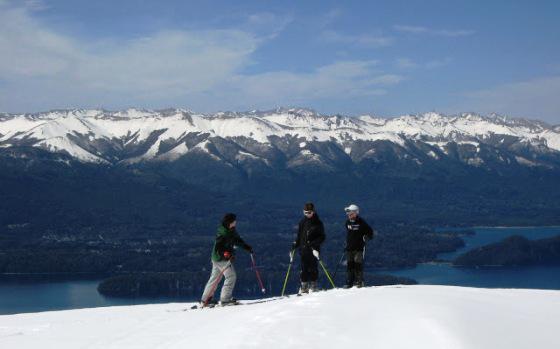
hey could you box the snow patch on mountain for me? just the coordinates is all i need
[158,142,189,161]
[38,137,107,164]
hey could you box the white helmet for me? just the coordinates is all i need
[344,204,359,214]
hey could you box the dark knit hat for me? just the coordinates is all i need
[303,202,315,212]
[222,213,237,228]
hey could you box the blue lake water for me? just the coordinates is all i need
[388,226,560,290]
[1,226,559,315]
[0,275,195,315]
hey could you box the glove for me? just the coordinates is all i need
[312,249,320,260]
[291,242,297,250]
[223,251,232,260]
[245,244,253,254]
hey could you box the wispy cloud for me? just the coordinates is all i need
[457,76,560,123]
[395,57,451,70]
[394,25,475,37]
[425,57,452,69]
[219,61,403,109]
[321,30,394,48]
[317,9,344,29]
[396,58,418,69]
[0,3,404,113]
[0,3,259,110]
[243,12,294,40]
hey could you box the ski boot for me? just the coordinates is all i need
[298,282,309,294]
[198,298,218,308]
[219,298,239,307]
[309,281,319,293]
[355,270,365,288]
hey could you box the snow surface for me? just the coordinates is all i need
[0,285,558,349]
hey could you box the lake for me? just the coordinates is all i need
[0,275,196,315]
[1,226,559,315]
[388,226,560,290]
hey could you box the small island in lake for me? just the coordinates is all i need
[453,235,560,267]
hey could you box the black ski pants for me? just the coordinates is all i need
[346,250,364,286]
[300,248,319,282]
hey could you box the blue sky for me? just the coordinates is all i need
[1,0,559,123]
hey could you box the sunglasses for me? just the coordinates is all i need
[303,210,314,215]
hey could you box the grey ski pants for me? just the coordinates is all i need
[201,260,236,303]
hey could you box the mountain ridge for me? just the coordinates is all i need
[1,108,559,170]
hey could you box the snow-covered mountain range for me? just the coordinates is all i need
[1,285,558,348]
[1,108,560,170]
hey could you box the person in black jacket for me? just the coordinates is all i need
[344,204,374,288]
[292,202,326,293]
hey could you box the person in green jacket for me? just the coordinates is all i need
[200,213,253,306]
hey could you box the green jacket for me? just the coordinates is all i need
[211,225,251,262]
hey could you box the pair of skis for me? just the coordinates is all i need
[188,296,286,311]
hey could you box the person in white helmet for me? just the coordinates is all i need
[344,204,374,288]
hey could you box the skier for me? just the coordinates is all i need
[200,213,253,306]
[344,204,374,288]
[291,202,326,293]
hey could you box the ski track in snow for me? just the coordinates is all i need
[0,285,559,348]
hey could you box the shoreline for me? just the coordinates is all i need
[438,225,560,230]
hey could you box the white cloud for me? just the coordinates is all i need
[458,76,560,123]
[321,30,394,48]
[394,25,475,37]
[395,57,451,70]
[0,3,405,113]
[425,58,452,69]
[222,61,401,108]
[0,3,259,110]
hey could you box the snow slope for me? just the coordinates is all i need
[1,285,558,348]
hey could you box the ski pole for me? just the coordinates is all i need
[332,245,346,283]
[318,260,336,289]
[313,251,336,288]
[281,250,295,297]
[250,253,266,294]
[203,261,232,306]
[361,236,368,287]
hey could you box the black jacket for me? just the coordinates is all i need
[294,213,326,251]
[345,216,374,251]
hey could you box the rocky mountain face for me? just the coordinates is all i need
[1,108,560,230]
